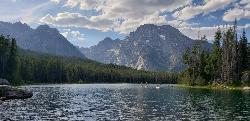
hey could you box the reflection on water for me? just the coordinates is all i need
[1,84,250,120]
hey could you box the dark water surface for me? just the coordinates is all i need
[1,84,250,121]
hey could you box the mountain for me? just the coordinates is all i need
[80,24,210,72]
[0,21,85,58]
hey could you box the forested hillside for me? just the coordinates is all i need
[181,20,250,86]
[0,35,178,85]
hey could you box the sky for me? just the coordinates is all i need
[0,0,250,48]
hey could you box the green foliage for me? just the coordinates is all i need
[181,36,211,86]
[210,28,223,81]
[0,35,10,78]
[238,29,249,73]
[181,21,250,86]
[248,43,250,71]
[7,38,19,82]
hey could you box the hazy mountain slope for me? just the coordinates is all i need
[0,21,85,58]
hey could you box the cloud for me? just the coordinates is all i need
[40,12,113,32]
[180,23,250,41]
[223,8,250,22]
[41,0,191,34]
[223,2,250,22]
[40,0,249,43]
[61,29,85,47]
[173,0,234,20]
[62,0,102,10]
[50,0,61,4]
[180,26,219,40]
[0,1,52,24]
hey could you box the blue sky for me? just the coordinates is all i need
[0,0,250,47]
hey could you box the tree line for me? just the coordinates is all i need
[181,20,250,86]
[0,35,178,85]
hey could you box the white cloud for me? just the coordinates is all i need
[223,2,250,22]
[180,26,219,40]
[240,0,250,4]
[50,0,61,4]
[173,0,234,20]
[41,0,191,34]
[223,8,250,21]
[64,0,79,7]
[40,0,249,43]
[40,12,113,32]
[0,1,52,24]
[61,29,85,47]
[79,0,102,10]
[180,23,250,41]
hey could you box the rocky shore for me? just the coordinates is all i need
[0,79,33,102]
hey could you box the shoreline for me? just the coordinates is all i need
[15,83,250,91]
[175,84,250,91]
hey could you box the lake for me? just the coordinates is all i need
[1,84,250,121]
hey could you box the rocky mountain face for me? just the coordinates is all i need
[81,24,210,72]
[0,21,85,58]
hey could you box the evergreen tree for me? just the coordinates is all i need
[182,36,211,86]
[238,29,248,73]
[7,38,19,83]
[0,35,10,78]
[210,28,222,82]
[248,42,250,71]
[232,19,239,84]
[222,26,238,85]
[220,19,242,85]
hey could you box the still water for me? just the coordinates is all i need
[1,84,250,121]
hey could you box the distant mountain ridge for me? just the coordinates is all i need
[0,21,85,58]
[80,24,211,72]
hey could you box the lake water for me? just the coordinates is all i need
[1,84,250,121]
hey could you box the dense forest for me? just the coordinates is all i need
[181,20,250,86]
[0,35,178,85]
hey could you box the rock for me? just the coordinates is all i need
[81,24,211,72]
[0,86,33,101]
[243,87,250,90]
[0,78,10,85]
[241,72,250,84]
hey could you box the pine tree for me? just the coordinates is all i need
[248,42,250,71]
[222,27,235,85]
[238,29,248,73]
[0,35,10,78]
[211,28,222,83]
[7,38,19,83]
[231,19,239,84]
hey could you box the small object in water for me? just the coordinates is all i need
[156,85,160,89]
[144,82,148,88]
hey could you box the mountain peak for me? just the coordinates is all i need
[37,24,50,29]
[0,21,85,58]
[130,24,180,38]
[81,24,206,71]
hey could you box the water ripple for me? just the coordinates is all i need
[1,84,250,121]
